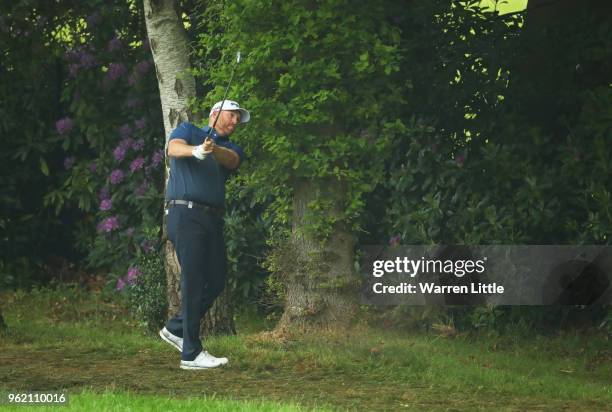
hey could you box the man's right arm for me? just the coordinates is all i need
[167,139,196,158]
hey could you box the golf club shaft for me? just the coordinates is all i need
[207,54,240,139]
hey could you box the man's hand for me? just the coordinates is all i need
[191,138,215,160]
[203,137,215,153]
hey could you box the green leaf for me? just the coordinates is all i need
[40,157,49,176]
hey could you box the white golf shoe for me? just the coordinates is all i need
[160,328,229,366]
[203,350,228,365]
[159,327,183,352]
[180,351,223,370]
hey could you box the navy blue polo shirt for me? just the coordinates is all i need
[165,122,245,208]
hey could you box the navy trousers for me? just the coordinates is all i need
[164,205,227,361]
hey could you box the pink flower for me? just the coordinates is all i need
[130,157,145,172]
[99,216,119,233]
[110,169,124,185]
[132,139,145,151]
[56,117,73,135]
[126,266,141,285]
[151,150,164,167]
[99,199,112,211]
[388,235,401,247]
[113,146,126,162]
[116,277,126,291]
[118,138,134,151]
[141,239,155,254]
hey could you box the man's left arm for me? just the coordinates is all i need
[212,145,240,170]
[203,138,241,170]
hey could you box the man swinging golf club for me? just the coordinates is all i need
[159,97,249,369]
[159,52,247,370]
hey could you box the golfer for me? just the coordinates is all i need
[159,100,249,370]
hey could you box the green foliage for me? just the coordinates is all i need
[373,2,612,331]
[192,1,612,330]
[371,2,525,244]
[223,200,270,308]
[0,1,83,285]
[194,0,403,239]
[126,252,168,333]
[190,0,413,310]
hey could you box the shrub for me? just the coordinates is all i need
[125,251,167,333]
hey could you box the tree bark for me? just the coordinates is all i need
[276,177,358,332]
[143,0,235,335]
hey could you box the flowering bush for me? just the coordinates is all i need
[37,3,165,287]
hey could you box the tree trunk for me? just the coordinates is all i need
[143,0,235,335]
[276,177,358,332]
[201,286,236,335]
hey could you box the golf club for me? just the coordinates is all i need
[201,51,241,158]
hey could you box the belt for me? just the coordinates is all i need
[165,200,225,217]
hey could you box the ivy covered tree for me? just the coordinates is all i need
[196,0,406,330]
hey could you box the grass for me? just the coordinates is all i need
[0,284,610,411]
[0,390,316,412]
